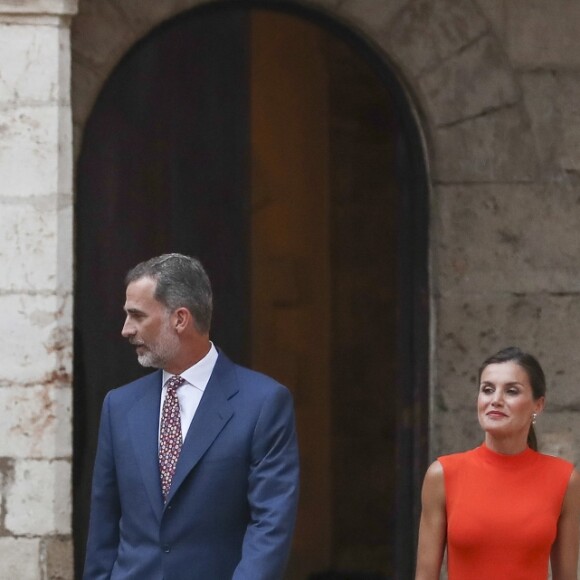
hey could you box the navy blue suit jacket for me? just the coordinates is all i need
[83,351,299,579]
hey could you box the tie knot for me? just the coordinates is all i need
[166,375,185,392]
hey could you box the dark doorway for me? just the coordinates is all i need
[73,3,429,579]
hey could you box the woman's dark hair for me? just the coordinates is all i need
[478,346,546,451]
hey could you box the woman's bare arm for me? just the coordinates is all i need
[415,460,447,580]
[551,469,580,580]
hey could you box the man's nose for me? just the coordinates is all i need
[121,317,133,338]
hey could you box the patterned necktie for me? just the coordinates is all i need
[159,375,186,501]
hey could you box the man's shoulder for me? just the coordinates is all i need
[106,370,161,401]
[216,351,289,397]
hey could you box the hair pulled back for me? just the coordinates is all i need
[478,346,546,451]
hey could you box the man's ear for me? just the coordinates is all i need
[173,307,191,332]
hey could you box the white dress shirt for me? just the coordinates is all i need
[159,342,218,442]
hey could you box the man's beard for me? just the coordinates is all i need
[136,319,180,369]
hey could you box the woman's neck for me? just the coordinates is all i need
[484,433,529,455]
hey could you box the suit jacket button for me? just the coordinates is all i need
[163,545,171,553]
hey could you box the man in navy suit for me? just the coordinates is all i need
[83,253,300,579]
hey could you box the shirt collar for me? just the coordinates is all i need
[162,342,218,392]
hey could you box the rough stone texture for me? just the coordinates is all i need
[337,0,408,35]
[0,537,41,580]
[521,71,580,176]
[506,0,580,68]
[433,105,538,182]
[5,459,71,535]
[383,0,488,76]
[0,294,71,385]
[434,184,580,294]
[0,106,64,197]
[0,386,71,458]
[474,0,505,39]
[419,33,518,126]
[44,537,74,580]
[0,5,74,579]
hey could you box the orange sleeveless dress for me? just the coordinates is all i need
[439,444,573,580]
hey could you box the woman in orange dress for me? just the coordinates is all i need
[415,346,580,580]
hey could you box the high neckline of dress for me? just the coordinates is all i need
[477,442,537,468]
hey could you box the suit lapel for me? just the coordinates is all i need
[165,353,238,505]
[128,370,164,522]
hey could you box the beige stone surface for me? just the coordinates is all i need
[0,0,77,15]
[419,33,518,126]
[0,293,71,384]
[0,22,61,104]
[433,105,538,182]
[474,0,505,39]
[383,0,488,76]
[0,105,69,197]
[0,386,71,458]
[5,459,70,535]
[434,183,580,294]
[337,0,408,34]
[521,71,580,175]
[506,0,580,68]
[71,0,133,69]
[0,538,41,580]
[44,537,74,580]
[0,199,59,290]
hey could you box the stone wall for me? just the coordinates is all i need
[0,1,76,579]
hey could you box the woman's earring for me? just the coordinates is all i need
[532,412,537,425]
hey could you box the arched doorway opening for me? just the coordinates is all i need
[73,3,429,578]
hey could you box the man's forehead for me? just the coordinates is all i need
[125,277,159,307]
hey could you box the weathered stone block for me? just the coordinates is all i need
[384,0,488,76]
[0,105,67,197]
[5,459,71,535]
[435,293,580,412]
[44,536,74,580]
[0,199,59,291]
[521,71,580,175]
[0,386,71,459]
[433,105,538,182]
[475,0,506,39]
[434,184,580,294]
[555,74,580,172]
[337,0,408,34]
[419,33,518,126]
[0,22,62,105]
[432,408,483,457]
[0,537,41,580]
[520,71,561,174]
[0,293,71,385]
[71,0,133,70]
[506,0,580,68]
[537,420,579,464]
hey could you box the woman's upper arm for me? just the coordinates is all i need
[551,468,580,580]
[415,460,447,580]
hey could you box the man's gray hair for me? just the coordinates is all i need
[125,253,213,333]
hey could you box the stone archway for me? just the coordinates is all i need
[71,0,537,577]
